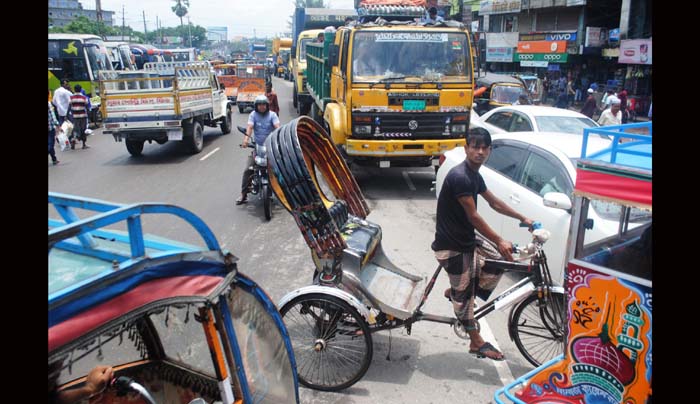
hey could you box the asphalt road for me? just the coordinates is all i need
[49,76,538,403]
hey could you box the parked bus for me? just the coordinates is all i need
[104,41,137,70]
[167,47,197,62]
[48,33,113,124]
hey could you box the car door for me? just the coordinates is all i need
[504,145,574,283]
[481,110,513,134]
[479,140,529,236]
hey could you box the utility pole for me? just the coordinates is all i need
[96,0,103,22]
[142,11,148,40]
[121,5,126,41]
[187,15,193,48]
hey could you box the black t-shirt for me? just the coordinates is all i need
[432,160,487,253]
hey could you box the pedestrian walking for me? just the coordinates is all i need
[580,88,597,119]
[69,84,90,149]
[52,79,72,126]
[48,101,61,165]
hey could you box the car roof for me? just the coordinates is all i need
[486,105,592,119]
[492,131,612,159]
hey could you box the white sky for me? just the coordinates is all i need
[92,0,355,39]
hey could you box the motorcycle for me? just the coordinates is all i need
[238,125,273,220]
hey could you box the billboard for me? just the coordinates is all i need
[618,39,652,65]
[207,26,228,41]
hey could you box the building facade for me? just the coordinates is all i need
[49,0,115,27]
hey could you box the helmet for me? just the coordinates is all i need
[254,95,269,107]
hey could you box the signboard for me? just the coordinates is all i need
[520,32,577,42]
[602,48,620,58]
[520,60,548,67]
[618,39,652,65]
[479,0,521,15]
[206,26,228,41]
[516,53,568,63]
[162,36,183,44]
[486,47,514,62]
[609,28,620,42]
[517,40,567,53]
[585,27,607,47]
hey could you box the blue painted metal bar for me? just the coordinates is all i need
[49,203,220,253]
[581,122,652,165]
[494,354,565,404]
[53,204,98,249]
[127,215,146,258]
[53,240,129,263]
[49,220,200,254]
[217,295,253,404]
[49,192,124,212]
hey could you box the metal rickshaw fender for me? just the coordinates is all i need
[323,102,348,146]
[506,285,565,341]
[279,285,372,323]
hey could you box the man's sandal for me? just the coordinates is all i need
[235,197,248,205]
[469,342,505,361]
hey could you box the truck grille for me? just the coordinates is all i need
[352,112,467,140]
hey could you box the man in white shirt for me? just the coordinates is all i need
[52,79,73,125]
[597,97,622,126]
[424,7,444,23]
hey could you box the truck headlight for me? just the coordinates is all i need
[354,125,372,135]
[451,124,467,133]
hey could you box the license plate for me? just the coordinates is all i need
[403,100,426,111]
[167,130,183,141]
[379,161,390,168]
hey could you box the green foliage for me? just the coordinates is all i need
[295,0,327,7]
[147,24,208,48]
[49,16,145,42]
[172,0,190,20]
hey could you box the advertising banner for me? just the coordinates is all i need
[516,53,568,63]
[517,40,567,53]
[585,27,607,47]
[479,0,521,15]
[486,47,514,62]
[520,60,548,67]
[618,39,652,65]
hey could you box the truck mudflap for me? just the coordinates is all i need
[345,138,466,157]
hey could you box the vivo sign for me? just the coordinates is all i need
[546,32,577,42]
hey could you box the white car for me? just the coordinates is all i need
[472,105,600,136]
[435,131,624,284]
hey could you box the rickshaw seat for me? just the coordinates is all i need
[340,215,381,267]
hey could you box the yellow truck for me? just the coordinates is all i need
[272,37,292,78]
[304,12,475,168]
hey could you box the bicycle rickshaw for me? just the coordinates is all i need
[263,117,567,391]
[495,122,652,403]
[49,193,299,403]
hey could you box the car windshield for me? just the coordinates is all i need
[535,116,599,135]
[491,85,525,103]
[352,31,471,83]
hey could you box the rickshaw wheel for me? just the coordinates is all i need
[280,293,373,391]
[509,291,567,367]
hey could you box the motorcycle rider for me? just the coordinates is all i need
[236,95,281,205]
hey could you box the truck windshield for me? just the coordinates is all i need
[299,38,313,62]
[352,31,471,83]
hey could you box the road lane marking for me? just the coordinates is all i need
[479,320,515,387]
[402,171,416,191]
[200,147,220,161]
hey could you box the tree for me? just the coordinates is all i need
[171,0,190,28]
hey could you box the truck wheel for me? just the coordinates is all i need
[125,139,144,156]
[220,107,232,134]
[184,121,204,154]
[238,105,245,114]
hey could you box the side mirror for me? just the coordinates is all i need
[329,44,340,66]
[543,192,572,211]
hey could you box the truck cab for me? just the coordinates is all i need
[292,29,324,115]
